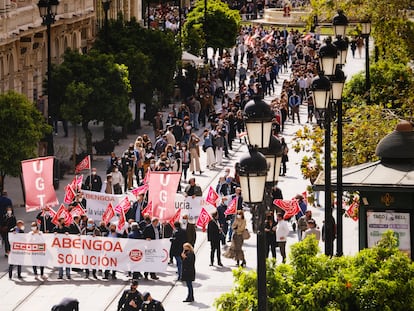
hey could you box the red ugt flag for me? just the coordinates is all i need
[131,184,149,197]
[274,199,301,220]
[117,209,126,231]
[224,197,237,215]
[70,204,86,217]
[196,207,212,232]
[52,204,72,226]
[148,172,181,221]
[168,208,181,229]
[141,201,153,217]
[63,184,76,204]
[114,196,131,214]
[21,156,59,212]
[102,203,115,225]
[205,186,220,207]
[75,155,91,173]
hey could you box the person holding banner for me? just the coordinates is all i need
[104,223,121,280]
[53,217,71,279]
[30,222,45,277]
[181,243,196,302]
[143,218,161,280]
[82,219,101,279]
[8,219,24,279]
[36,208,55,233]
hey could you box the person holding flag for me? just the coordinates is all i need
[53,217,71,280]
[207,211,223,267]
[36,207,55,233]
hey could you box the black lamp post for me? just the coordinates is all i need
[237,95,282,311]
[332,10,348,257]
[203,0,208,64]
[37,0,59,156]
[312,37,338,256]
[102,0,111,40]
[360,20,371,101]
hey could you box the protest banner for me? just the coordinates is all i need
[174,194,215,218]
[82,190,134,221]
[8,233,170,273]
[21,156,58,212]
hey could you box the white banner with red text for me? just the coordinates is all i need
[175,194,216,219]
[83,190,135,222]
[8,233,170,272]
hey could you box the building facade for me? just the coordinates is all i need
[0,0,142,113]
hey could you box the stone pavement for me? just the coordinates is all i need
[0,47,366,310]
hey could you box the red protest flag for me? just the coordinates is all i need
[274,199,301,220]
[168,208,181,229]
[75,155,91,173]
[21,156,59,212]
[196,207,212,232]
[131,184,149,197]
[117,209,126,231]
[205,186,220,207]
[141,201,153,217]
[142,169,151,185]
[346,201,359,221]
[224,197,237,215]
[302,191,308,205]
[63,184,76,204]
[70,204,86,217]
[102,203,115,225]
[52,204,72,226]
[114,196,131,214]
[148,172,182,221]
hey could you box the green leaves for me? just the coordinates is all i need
[215,232,414,311]
[0,91,51,177]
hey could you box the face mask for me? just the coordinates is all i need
[118,160,122,164]
[92,171,97,175]
[45,212,50,217]
[31,226,37,231]
[182,219,188,225]
[114,168,119,172]
[226,178,231,183]
[7,210,12,216]
[87,224,93,228]
[237,215,242,219]
[166,164,170,168]
[150,164,155,168]
[20,226,25,231]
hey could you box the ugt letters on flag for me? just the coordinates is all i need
[148,172,181,221]
[21,156,58,212]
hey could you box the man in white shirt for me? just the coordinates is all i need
[276,212,289,263]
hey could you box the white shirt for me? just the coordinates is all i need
[276,219,289,242]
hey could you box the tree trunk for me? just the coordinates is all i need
[82,121,93,155]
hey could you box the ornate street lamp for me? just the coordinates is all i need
[360,19,372,99]
[37,0,60,156]
[318,37,338,76]
[243,97,273,149]
[332,10,348,38]
[236,94,277,311]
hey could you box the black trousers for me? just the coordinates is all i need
[210,241,221,264]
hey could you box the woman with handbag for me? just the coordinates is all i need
[181,242,196,302]
[224,210,247,267]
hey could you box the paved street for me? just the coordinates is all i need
[0,46,366,310]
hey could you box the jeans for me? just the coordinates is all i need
[191,112,200,129]
[58,267,70,278]
[186,280,194,300]
[174,255,182,279]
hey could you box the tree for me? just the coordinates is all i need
[182,0,241,56]
[93,17,180,124]
[215,232,414,311]
[60,81,93,170]
[0,91,51,193]
[51,50,131,154]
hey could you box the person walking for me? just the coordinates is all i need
[275,212,289,263]
[224,210,246,267]
[188,133,203,175]
[170,221,187,281]
[141,292,165,311]
[1,206,16,257]
[264,215,277,258]
[181,242,196,302]
[8,219,24,279]
[117,280,143,311]
[207,211,223,267]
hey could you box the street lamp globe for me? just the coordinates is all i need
[318,37,338,76]
[102,0,111,12]
[361,20,372,37]
[37,0,48,18]
[236,149,268,204]
[243,96,273,149]
[333,36,349,66]
[311,74,331,110]
[49,0,59,16]
[331,67,346,101]
[332,10,348,38]
[259,135,282,184]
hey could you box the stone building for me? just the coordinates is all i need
[0,0,142,114]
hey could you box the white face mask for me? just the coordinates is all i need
[7,210,12,216]
[92,171,97,175]
[114,168,119,172]
[20,226,25,231]
[237,215,242,219]
[31,226,37,231]
[44,212,50,217]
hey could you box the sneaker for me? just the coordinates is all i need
[57,276,63,279]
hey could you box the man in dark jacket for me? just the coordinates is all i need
[170,221,187,280]
[207,212,223,266]
[142,218,161,280]
[141,292,165,311]
[117,280,143,311]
